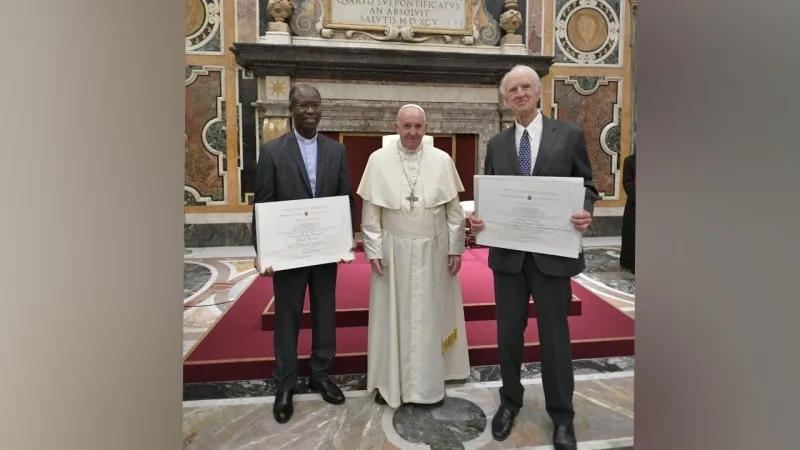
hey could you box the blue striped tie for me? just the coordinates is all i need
[519,129,532,175]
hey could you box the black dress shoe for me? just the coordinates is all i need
[273,390,294,424]
[552,424,577,450]
[309,378,345,405]
[491,405,518,441]
[374,391,387,405]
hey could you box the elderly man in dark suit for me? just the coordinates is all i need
[251,84,356,424]
[469,65,599,449]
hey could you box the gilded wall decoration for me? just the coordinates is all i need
[261,76,291,102]
[553,0,621,66]
[185,66,228,205]
[551,76,622,199]
[186,0,223,54]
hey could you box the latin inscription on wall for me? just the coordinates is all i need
[327,0,471,33]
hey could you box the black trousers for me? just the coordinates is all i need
[271,262,338,391]
[493,253,575,425]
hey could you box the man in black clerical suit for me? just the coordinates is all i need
[251,84,356,424]
[469,65,599,449]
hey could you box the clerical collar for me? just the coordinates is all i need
[293,128,318,145]
[396,139,422,155]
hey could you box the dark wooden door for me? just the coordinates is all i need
[340,134,385,231]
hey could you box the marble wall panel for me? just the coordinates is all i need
[185,66,228,205]
[527,0,544,54]
[186,0,223,54]
[237,69,259,204]
[236,0,259,42]
[553,0,622,66]
[552,76,622,198]
[185,223,252,247]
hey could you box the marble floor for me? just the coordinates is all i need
[183,237,636,449]
[184,370,634,450]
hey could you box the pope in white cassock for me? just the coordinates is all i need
[357,104,471,408]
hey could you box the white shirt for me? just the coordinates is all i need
[514,111,543,175]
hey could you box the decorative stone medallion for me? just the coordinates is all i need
[568,8,608,52]
[185,0,222,53]
[555,0,620,65]
[386,396,488,449]
[184,262,213,302]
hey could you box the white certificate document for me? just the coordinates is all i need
[473,175,586,258]
[254,195,355,272]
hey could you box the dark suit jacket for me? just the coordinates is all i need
[622,153,636,204]
[483,116,600,278]
[251,131,356,252]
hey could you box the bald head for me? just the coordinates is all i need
[395,104,428,150]
[289,84,321,105]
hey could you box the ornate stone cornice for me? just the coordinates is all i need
[230,43,554,86]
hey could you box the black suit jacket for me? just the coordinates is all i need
[251,131,356,251]
[622,153,636,204]
[483,116,600,278]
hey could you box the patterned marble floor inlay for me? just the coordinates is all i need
[392,396,487,449]
[184,262,213,300]
[183,257,258,356]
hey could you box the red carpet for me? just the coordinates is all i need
[260,250,581,329]
[184,248,634,384]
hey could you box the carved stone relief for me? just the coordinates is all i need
[287,0,503,46]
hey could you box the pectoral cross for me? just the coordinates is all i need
[405,190,419,211]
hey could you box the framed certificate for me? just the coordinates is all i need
[255,195,355,272]
[474,175,585,258]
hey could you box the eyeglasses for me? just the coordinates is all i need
[294,103,321,111]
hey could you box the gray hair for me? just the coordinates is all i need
[499,65,541,96]
[397,104,426,123]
